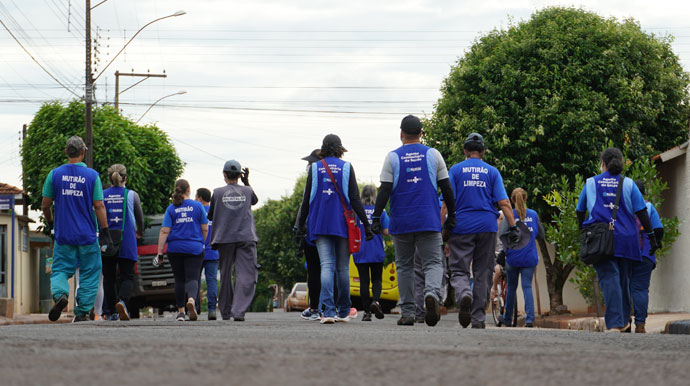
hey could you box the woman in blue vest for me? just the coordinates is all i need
[102,164,145,321]
[576,148,658,332]
[157,179,209,322]
[630,181,664,333]
[498,188,543,327]
[353,185,389,321]
[296,134,373,324]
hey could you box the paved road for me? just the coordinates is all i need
[1,311,688,386]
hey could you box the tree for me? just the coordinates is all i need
[423,7,690,310]
[254,176,307,290]
[22,100,184,215]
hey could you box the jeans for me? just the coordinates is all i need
[201,260,219,312]
[316,236,351,318]
[503,264,535,325]
[51,242,102,316]
[594,257,633,329]
[355,262,383,312]
[631,257,655,325]
[392,232,443,318]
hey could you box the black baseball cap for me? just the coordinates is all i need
[322,134,347,152]
[400,115,422,134]
[301,149,321,163]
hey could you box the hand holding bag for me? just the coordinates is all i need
[320,160,362,254]
[579,176,623,265]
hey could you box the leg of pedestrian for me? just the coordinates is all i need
[334,237,352,321]
[304,242,321,317]
[417,231,443,326]
[217,243,238,320]
[447,234,474,327]
[594,258,625,330]
[230,242,258,320]
[116,258,135,321]
[520,266,536,327]
[168,253,189,321]
[316,236,337,323]
[617,258,633,332]
[49,244,78,321]
[369,262,384,320]
[183,254,204,321]
[630,258,653,333]
[413,249,426,322]
[73,243,103,321]
[469,232,496,328]
[391,233,416,325]
[502,263,519,327]
[204,260,219,320]
[100,254,118,319]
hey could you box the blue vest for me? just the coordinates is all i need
[162,199,207,255]
[203,205,219,260]
[506,208,539,267]
[103,187,138,261]
[307,157,352,241]
[448,158,508,234]
[640,202,662,264]
[52,164,99,245]
[578,172,646,261]
[353,206,388,264]
[388,144,442,234]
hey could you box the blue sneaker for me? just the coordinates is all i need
[116,300,130,321]
[300,308,321,321]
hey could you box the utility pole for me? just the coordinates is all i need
[22,124,28,216]
[114,71,167,111]
[84,0,94,167]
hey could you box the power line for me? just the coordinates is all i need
[118,102,421,115]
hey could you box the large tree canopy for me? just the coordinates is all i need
[424,7,690,212]
[22,100,184,215]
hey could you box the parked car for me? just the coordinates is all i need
[349,257,399,313]
[284,282,308,312]
[127,214,177,318]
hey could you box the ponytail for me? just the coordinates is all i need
[601,147,624,175]
[172,179,190,206]
[107,164,127,187]
[511,187,527,221]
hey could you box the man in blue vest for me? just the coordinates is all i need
[41,136,113,322]
[372,115,457,326]
[447,133,520,329]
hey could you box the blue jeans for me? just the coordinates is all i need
[51,242,102,316]
[594,257,633,329]
[202,260,219,312]
[316,236,351,318]
[631,257,655,325]
[503,264,535,324]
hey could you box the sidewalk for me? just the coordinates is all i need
[0,313,72,326]
[533,312,690,333]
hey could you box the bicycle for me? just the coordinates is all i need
[491,265,518,327]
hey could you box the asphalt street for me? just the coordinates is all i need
[1,311,689,386]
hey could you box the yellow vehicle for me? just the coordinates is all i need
[349,257,399,313]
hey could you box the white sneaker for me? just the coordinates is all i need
[320,316,335,324]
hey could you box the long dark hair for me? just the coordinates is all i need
[601,147,624,175]
[172,179,189,206]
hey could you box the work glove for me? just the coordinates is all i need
[47,220,55,241]
[508,225,520,246]
[99,227,114,254]
[648,232,660,255]
[153,254,165,268]
[371,217,382,234]
[443,214,457,231]
[241,167,250,186]
[364,225,374,241]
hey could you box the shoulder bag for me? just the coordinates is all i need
[579,176,623,265]
[320,160,362,253]
[103,188,127,258]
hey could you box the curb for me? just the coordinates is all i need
[664,320,690,334]
[0,316,72,326]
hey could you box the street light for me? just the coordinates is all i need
[135,91,187,124]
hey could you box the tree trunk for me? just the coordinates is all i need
[538,238,576,314]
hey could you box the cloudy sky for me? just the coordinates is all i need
[2,0,690,220]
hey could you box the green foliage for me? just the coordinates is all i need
[22,100,184,215]
[254,176,307,290]
[424,7,690,217]
[543,175,585,266]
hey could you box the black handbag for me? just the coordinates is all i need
[579,175,623,265]
[102,188,127,258]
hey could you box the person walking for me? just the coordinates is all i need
[207,160,259,322]
[497,188,543,328]
[156,179,208,322]
[372,115,457,327]
[576,148,658,332]
[42,136,113,322]
[446,133,520,329]
[102,164,145,321]
[296,134,373,324]
[630,180,664,333]
[353,185,389,321]
[195,187,219,320]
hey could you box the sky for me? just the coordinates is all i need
[2,0,690,223]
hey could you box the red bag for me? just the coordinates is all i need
[321,160,362,253]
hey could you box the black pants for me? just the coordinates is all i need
[355,262,383,313]
[304,241,321,310]
[168,252,204,309]
[102,256,135,314]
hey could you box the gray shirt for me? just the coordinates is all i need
[207,183,259,244]
[380,145,449,183]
